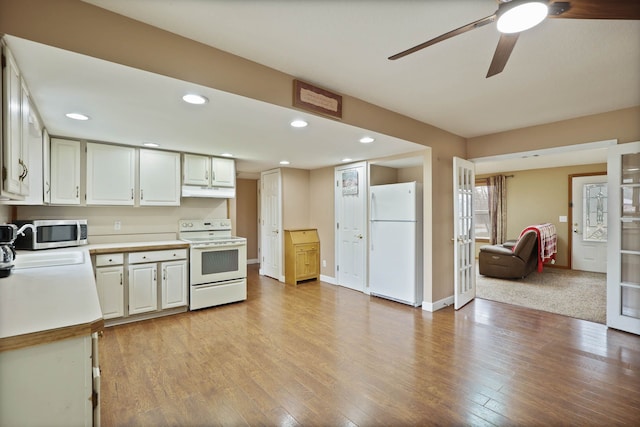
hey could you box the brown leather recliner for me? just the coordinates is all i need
[479,231,538,279]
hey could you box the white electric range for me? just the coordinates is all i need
[179,219,247,310]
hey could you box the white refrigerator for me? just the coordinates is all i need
[369,181,423,306]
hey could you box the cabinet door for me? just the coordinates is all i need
[139,149,180,206]
[96,265,124,319]
[161,260,188,309]
[183,153,210,186]
[86,143,135,205]
[295,244,319,279]
[211,157,235,187]
[50,138,81,205]
[2,47,23,196]
[128,263,158,315]
[42,128,51,204]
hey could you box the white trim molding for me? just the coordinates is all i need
[422,295,454,312]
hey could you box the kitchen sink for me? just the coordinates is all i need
[13,250,85,269]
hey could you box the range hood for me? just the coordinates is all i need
[181,185,235,199]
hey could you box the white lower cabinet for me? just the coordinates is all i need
[94,248,188,324]
[128,262,158,315]
[0,334,98,426]
[95,265,124,319]
[162,260,188,309]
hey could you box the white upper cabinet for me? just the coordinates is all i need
[183,154,235,188]
[211,157,235,187]
[86,143,135,205]
[50,138,81,205]
[182,154,210,186]
[139,149,180,206]
[1,44,30,199]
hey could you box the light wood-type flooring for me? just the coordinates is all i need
[100,265,640,426]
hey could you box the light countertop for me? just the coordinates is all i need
[0,240,189,351]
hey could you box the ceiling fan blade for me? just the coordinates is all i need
[548,0,640,20]
[388,13,496,60]
[486,33,519,78]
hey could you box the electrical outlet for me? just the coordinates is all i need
[114,220,121,231]
[322,259,327,267]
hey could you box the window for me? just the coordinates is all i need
[474,180,490,240]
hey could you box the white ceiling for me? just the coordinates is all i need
[7,1,640,175]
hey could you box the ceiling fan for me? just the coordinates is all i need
[388,0,640,78]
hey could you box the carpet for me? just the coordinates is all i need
[476,267,606,324]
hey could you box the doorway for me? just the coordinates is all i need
[260,169,282,281]
[569,173,607,272]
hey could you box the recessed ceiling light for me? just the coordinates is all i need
[341,158,353,162]
[280,160,290,165]
[221,153,234,157]
[182,94,208,105]
[143,142,160,147]
[359,136,375,144]
[290,120,308,128]
[65,112,89,121]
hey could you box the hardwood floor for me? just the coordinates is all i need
[100,264,640,426]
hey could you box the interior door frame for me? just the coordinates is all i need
[567,171,607,270]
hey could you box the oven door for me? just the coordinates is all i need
[190,241,247,285]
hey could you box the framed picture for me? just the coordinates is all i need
[342,170,358,195]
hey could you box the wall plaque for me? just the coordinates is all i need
[293,79,342,119]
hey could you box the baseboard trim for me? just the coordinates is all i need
[320,274,337,285]
[247,258,259,265]
[422,296,454,312]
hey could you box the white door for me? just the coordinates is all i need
[571,174,608,272]
[335,162,367,292]
[453,157,475,310]
[260,169,282,280]
[607,141,640,335]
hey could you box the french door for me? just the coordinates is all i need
[453,157,475,309]
[607,141,640,335]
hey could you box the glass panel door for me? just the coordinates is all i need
[607,143,640,335]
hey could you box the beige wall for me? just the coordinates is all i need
[370,165,398,185]
[0,206,10,224]
[309,167,335,277]
[236,179,258,261]
[14,198,228,244]
[477,163,607,267]
[467,107,640,159]
[281,168,311,230]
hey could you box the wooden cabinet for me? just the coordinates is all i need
[86,142,136,205]
[284,229,320,285]
[50,138,81,205]
[139,149,180,206]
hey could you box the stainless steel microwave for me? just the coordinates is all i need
[13,219,88,250]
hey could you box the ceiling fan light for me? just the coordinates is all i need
[497,1,548,34]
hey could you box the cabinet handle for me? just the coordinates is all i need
[212,170,216,182]
[76,186,79,198]
[154,270,157,282]
[141,189,144,200]
[205,170,208,181]
[18,159,26,181]
[163,269,166,282]
[22,161,28,180]
[131,188,134,200]
[45,181,50,194]
[119,273,123,285]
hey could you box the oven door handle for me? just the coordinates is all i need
[191,242,245,250]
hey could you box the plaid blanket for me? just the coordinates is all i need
[519,223,557,272]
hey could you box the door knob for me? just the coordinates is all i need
[356,234,363,239]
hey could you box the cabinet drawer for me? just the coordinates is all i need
[296,243,319,253]
[95,253,124,266]
[129,249,187,264]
